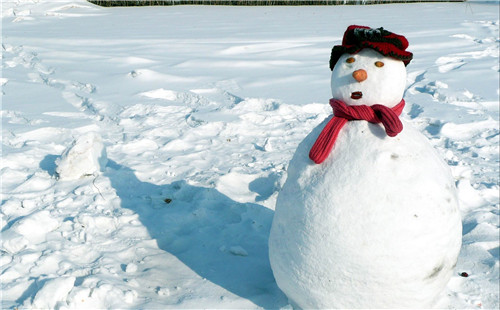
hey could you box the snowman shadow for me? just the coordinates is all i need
[104,160,286,308]
[39,154,59,177]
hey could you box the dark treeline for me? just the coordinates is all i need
[88,0,466,7]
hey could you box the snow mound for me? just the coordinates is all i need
[32,276,76,309]
[55,132,107,180]
[11,210,60,244]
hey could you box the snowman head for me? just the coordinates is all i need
[329,26,413,108]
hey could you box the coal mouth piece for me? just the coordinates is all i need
[351,91,363,100]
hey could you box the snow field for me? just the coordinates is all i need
[1,0,499,309]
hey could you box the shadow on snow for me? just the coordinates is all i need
[104,159,287,308]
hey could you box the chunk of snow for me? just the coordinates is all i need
[32,276,75,309]
[55,132,107,180]
[125,263,138,273]
[229,246,248,257]
[1,230,29,254]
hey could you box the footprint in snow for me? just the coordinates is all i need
[435,56,466,73]
[139,86,242,110]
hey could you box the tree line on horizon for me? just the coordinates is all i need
[87,0,466,7]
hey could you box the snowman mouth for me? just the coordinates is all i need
[351,91,363,100]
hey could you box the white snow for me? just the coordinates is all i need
[1,0,499,309]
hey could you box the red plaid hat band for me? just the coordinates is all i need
[330,25,413,70]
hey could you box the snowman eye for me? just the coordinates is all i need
[346,57,355,64]
[375,61,385,68]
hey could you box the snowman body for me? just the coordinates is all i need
[268,49,462,308]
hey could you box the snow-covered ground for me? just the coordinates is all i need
[1,0,499,309]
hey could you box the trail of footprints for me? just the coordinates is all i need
[409,20,498,110]
[2,44,105,123]
[439,20,499,73]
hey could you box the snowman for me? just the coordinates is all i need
[269,25,462,309]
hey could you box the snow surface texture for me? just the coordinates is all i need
[1,0,499,309]
[269,49,462,308]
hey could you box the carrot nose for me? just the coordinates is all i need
[352,69,367,82]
